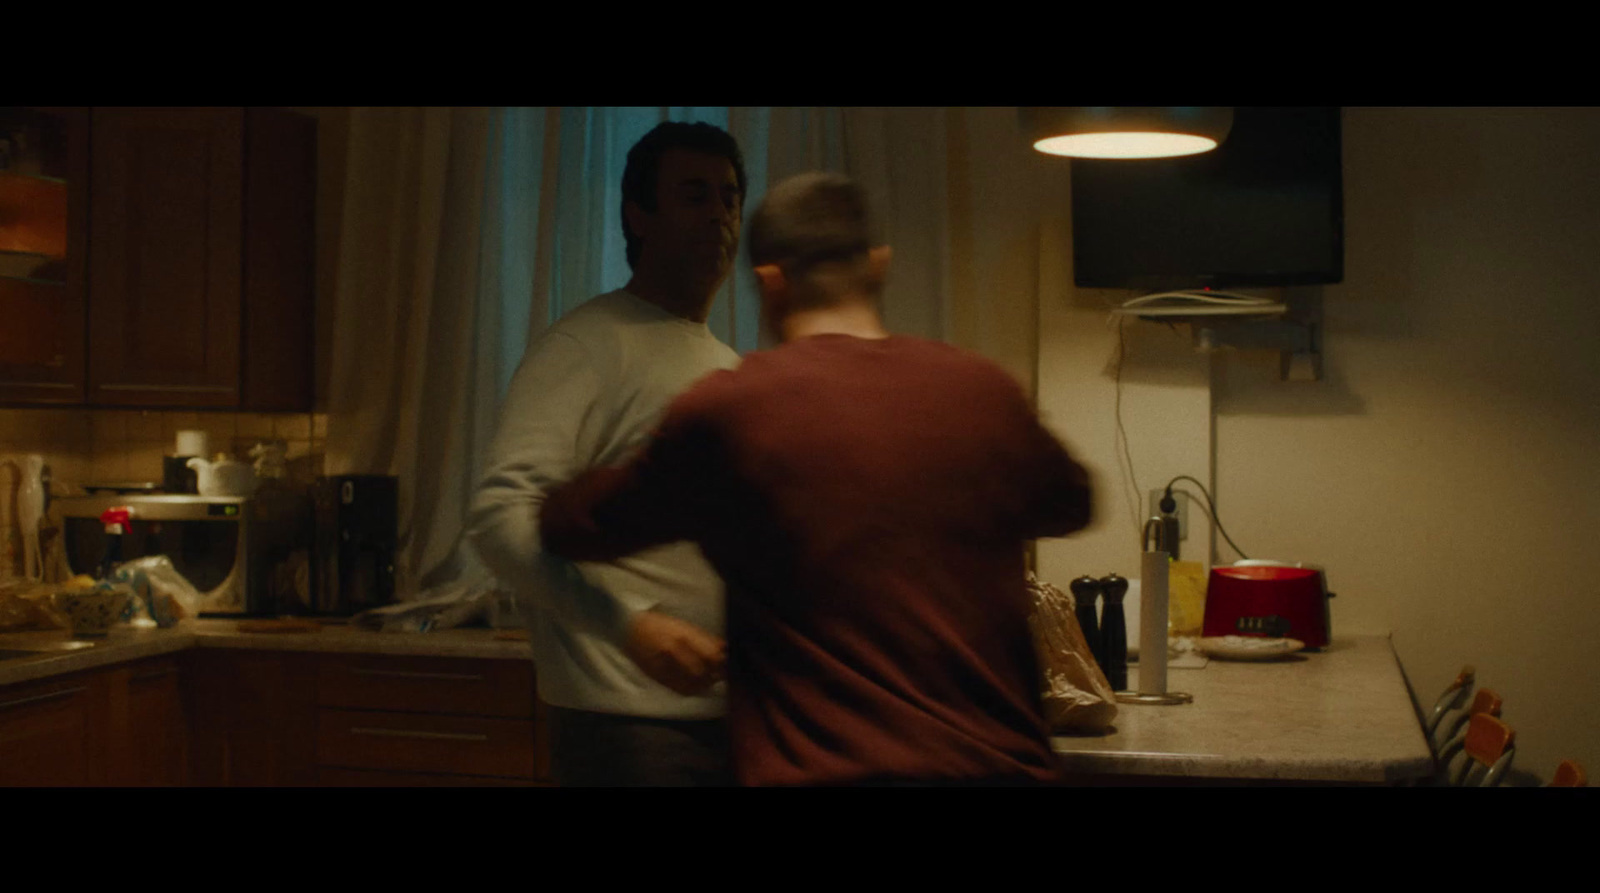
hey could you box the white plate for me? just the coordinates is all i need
[1197,636,1305,661]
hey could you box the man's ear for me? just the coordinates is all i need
[624,201,650,243]
[752,263,787,298]
[868,245,892,278]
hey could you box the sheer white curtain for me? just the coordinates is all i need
[324,107,1044,599]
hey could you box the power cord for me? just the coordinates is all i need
[1162,474,1250,562]
[1112,315,1142,540]
[1120,289,1277,309]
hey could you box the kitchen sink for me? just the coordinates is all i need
[0,649,49,661]
[0,641,97,661]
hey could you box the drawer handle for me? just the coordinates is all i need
[348,727,491,743]
[0,686,89,711]
[350,669,486,682]
[98,384,237,393]
[133,667,179,682]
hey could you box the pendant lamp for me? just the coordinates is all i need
[1021,107,1234,159]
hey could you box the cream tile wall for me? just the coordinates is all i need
[0,407,328,493]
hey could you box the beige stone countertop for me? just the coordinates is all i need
[1051,634,1434,784]
[0,619,532,688]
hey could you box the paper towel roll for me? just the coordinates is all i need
[1140,551,1169,694]
[176,430,209,458]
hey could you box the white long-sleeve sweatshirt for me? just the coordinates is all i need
[467,289,740,719]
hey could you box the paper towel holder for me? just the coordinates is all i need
[1118,525,1195,706]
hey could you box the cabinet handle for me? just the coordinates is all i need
[97,384,237,393]
[350,669,485,682]
[133,667,178,682]
[0,686,88,711]
[348,727,491,743]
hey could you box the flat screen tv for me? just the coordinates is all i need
[1070,107,1344,291]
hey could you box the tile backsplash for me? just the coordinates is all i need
[0,407,328,494]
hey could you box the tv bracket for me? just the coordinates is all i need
[1114,288,1323,381]
[1193,317,1321,382]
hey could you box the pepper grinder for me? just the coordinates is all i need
[1099,573,1130,692]
[1068,575,1103,668]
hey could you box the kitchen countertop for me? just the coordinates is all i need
[8,624,1430,785]
[1051,634,1434,784]
[0,619,532,688]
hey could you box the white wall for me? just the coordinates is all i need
[1211,107,1600,783]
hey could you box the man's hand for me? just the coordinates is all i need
[625,611,726,696]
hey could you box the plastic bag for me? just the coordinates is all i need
[1026,573,1119,732]
[349,576,498,633]
[109,556,205,628]
[0,578,79,631]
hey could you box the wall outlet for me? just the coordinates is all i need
[1148,488,1189,541]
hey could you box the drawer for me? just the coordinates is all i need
[317,654,534,718]
[318,767,548,787]
[317,708,538,778]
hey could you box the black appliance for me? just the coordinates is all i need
[312,475,398,616]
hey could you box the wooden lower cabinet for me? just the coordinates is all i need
[0,672,110,786]
[186,650,549,787]
[184,649,319,786]
[1,649,548,787]
[121,657,189,786]
[0,655,182,787]
[316,709,539,780]
[314,654,551,786]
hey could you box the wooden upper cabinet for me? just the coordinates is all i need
[2,107,315,409]
[89,107,244,407]
[0,107,89,404]
[82,106,316,410]
[241,108,316,411]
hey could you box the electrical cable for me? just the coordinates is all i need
[1111,315,1142,540]
[1162,474,1249,561]
[1120,289,1277,309]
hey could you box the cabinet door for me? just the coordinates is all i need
[241,107,316,412]
[0,106,88,403]
[184,649,317,786]
[0,673,110,786]
[124,659,187,786]
[88,107,243,407]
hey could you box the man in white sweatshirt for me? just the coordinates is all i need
[467,122,744,786]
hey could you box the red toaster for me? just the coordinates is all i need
[1202,562,1332,649]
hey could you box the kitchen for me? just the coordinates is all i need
[1,107,1596,786]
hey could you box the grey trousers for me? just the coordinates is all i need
[549,706,732,787]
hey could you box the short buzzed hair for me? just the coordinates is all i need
[747,172,881,306]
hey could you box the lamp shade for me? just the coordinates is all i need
[1021,107,1234,159]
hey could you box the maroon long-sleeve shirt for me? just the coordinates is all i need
[540,333,1092,786]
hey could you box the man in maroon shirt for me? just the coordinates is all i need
[540,172,1093,786]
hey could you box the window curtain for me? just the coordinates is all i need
[324,107,1044,600]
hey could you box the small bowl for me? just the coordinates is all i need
[53,587,131,638]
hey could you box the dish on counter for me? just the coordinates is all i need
[1197,635,1305,661]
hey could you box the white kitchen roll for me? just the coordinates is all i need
[1139,550,1169,694]
[176,430,209,458]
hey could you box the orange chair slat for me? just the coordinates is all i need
[1463,713,1515,766]
[1552,760,1587,787]
[1469,688,1502,717]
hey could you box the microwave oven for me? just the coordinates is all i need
[54,491,313,617]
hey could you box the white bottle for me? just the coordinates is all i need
[18,455,45,581]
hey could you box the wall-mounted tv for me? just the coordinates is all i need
[1070,107,1344,291]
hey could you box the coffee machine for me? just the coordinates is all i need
[312,475,397,617]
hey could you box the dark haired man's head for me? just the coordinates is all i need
[621,121,748,271]
[747,172,887,312]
